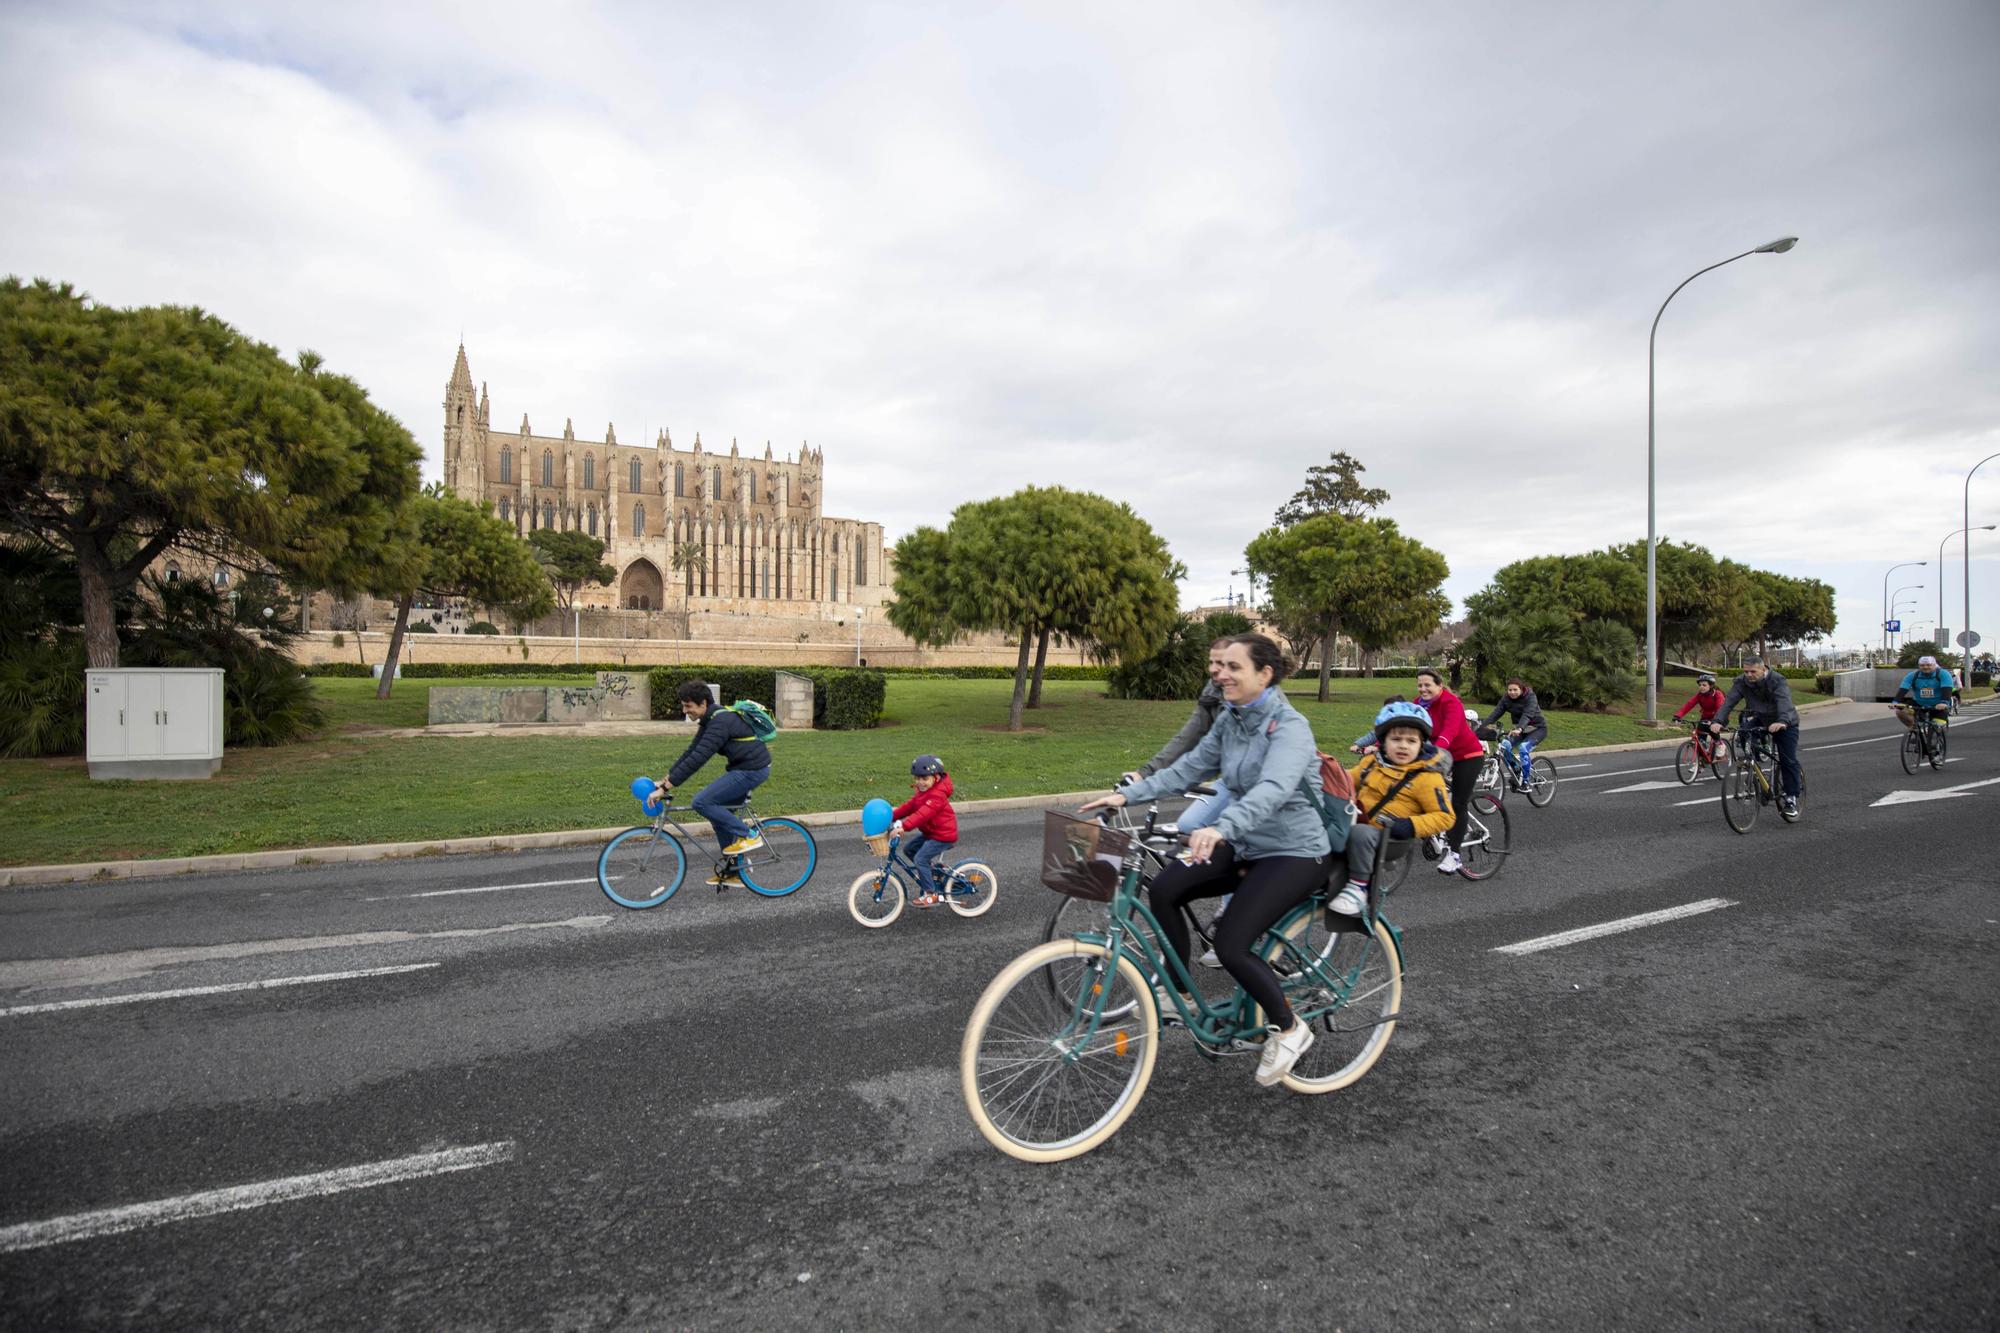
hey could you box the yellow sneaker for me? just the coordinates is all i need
[721,835,765,856]
[706,872,744,890]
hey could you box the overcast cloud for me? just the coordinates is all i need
[5,0,1997,648]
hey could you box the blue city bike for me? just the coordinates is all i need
[597,784,817,908]
[847,829,999,927]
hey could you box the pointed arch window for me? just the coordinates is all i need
[633,503,646,538]
[588,505,598,536]
[500,447,512,483]
[499,497,511,523]
[542,450,554,486]
[543,501,556,530]
[583,454,595,489]
[630,458,642,492]
[711,465,722,499]
[746,473,756,503]
[855,539,866,587]
[674,462,685,497]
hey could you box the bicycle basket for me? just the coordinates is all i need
[863,831,892,856]
[1039,811,1131,902]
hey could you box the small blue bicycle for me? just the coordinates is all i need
[846,799,998,928]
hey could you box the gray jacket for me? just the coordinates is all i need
[1121,687,1329,860]
[1138,680,1224,778]
[1719,671,1799,727]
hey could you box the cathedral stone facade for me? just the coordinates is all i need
[440,345,889,614]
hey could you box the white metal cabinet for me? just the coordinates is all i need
[86,668,225,780]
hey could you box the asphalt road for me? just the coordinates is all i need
[2,701,1995,1330]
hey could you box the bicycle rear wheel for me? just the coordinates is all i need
[1722,762,1759,833]
[1525,756,1558,808]
[1900,730,1922,775]
[1258,908,1402,1094]
[961,940,1158,1163]
[737,818,817,896]
[596,827,688,909]
[1675,741,1699,785]
[944,860,999,917]
[1456,796,1510,881]
[848,869,906,928]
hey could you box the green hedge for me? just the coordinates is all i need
[646,665,886,730]
[1815,672,1837,695]
[863,664,1111,680]
[303,662,374,677]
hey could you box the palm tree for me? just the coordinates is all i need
[668,540,705,639]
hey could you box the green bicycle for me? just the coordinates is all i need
[960,812,1406,1163]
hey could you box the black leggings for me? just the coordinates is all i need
[1445,754,1482,852]
[1148,846,1327,1029]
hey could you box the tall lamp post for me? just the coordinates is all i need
[1965,452,2000,689]
[1938,523,1997,654]
[1881,561,1925,658]
[1890,585,1924,655]
[1646,236,1798,723]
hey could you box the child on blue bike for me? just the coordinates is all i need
[892,755,959,907]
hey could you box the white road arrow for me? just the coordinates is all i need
[1603,780,1690,794]
[1871,774,2000,808]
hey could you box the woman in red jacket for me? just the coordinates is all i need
[892,755,959,907]
[1415,666,1483,875]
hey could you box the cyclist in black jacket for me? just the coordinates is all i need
[648,681,773,886]
[1709,660,1803,816]
[1482,679,1548,792]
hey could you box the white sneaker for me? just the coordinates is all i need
[1151,985,1185,1027]
[1197,948,1222,969]
[1329,884,1367,916]
[1255,1020,1315,1086]
[1437,851,1463,875]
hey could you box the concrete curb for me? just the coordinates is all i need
[2,700,1861,889]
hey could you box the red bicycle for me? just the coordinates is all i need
[1674,720,1732,784]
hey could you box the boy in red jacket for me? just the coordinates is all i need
[892,755,959,907]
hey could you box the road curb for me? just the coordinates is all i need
[0,700,1860,889]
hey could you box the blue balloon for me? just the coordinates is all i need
[861,797,894,836]
[631,775,661,812]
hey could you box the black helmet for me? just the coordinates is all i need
[910,755,945,777]
[1697,673,1717,687]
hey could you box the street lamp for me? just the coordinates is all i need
[1891,586,1923,653]
[1645,236,1799,723]
[1881,561,1926,658]
[1938,523,1997,650]
[854,606,864,667]
[1964,452,2000,689]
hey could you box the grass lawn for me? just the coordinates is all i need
[3,675,1675,867]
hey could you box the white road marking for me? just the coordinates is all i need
[1602,780,1690,794]
[1494,899,1737,956]
[1807,710,1999,752]
[1570,763,1690,783]
[0,1141,517,1254]
[1870,775,2000,808]
[367,877,595,902]
[0,916,611,991]
[0,963,439,1019]
[1672,797,1715,807]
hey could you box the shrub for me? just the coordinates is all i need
[1974,670,1993,688]
[1462,609,1639,711]
[0,634,87,757]
[331,632,346,649]
[467,621,499,635]
[1814,672,1837,695]
[1108,613,1250,701]
[224,652,327,747]
[302,662,373,678]
[1896,640,1945,669]
[408,621,437,633]
[644,665,886,729]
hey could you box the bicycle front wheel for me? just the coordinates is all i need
[738,818,817,897]
[597,827,688,909]
[944,860,999,918]
[1456,795,1510,881]
[961,939,1158,1163]
[1900,730,1922,775]
[1722,762,1760,834]
[848,869,907,928]
[1675,741,1699,785]
[1930,725,1948,771]
[1258,908,1403,1094]
[1525,756,1558,808]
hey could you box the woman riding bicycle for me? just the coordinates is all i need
[1413,667,1484,875]
[1481,678,1548,792]
[1080,633,1326,1088]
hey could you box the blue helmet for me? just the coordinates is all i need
[911,754,946,777]
[1373,701,1433,742]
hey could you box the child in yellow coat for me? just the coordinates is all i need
[1331,702,1456,915]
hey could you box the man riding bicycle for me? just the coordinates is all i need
[1893,655,1959,727]
[1708,660,1803,817]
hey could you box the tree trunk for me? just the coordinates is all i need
[1318,633,1334,702]
[1008,631,1033,731]
[75,547,122,669]
[376,593,415,699]
[1027,624,1052,708]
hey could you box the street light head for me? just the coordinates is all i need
[1755,236,1799,254]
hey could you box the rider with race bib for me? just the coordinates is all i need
[1481,678,1548,793]
[1893,654,1959,727]
[1081,633,1326,1088]
[1709,660,1803,816]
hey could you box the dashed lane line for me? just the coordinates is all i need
[0,1141,517,1254]
[1494,898,1737,955]
[0,963,440,1019]
[367,877,596,902]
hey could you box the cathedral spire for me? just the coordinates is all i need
[448,342,474,394]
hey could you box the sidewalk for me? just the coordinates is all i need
[1,696,1862,889]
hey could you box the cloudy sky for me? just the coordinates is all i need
[6,0,1998,650]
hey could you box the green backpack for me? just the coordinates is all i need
[728,699,779,743]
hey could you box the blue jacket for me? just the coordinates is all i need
[1897,670,1957,708]
[1120,687,1329,860]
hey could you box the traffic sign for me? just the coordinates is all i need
[1884,619,1902,633]
[1958,630,1982,648]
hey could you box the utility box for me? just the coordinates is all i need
[86,668,225,780]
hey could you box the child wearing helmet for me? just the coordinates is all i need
[1673,674,1725,727]
[1329,703,1456,916]
[892,755,959,907]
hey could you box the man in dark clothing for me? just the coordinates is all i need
[1710,660,1804,815]
[650,681,773,886]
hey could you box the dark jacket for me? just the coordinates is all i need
[668,706,772,786]
[1483,689,1547,733]
[1718,671,1800,728]
[1138,680,1224,778]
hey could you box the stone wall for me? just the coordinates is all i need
[293,630,1038,669]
